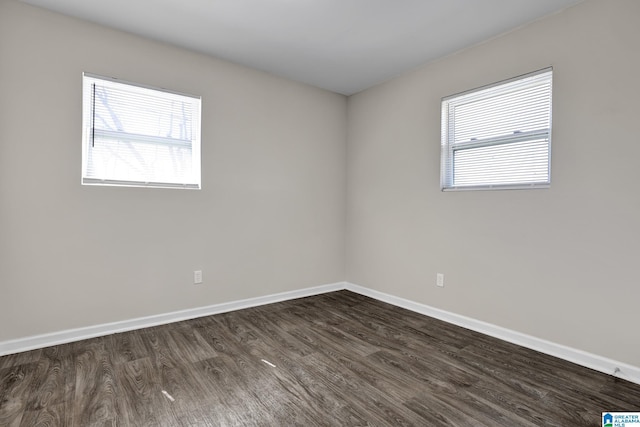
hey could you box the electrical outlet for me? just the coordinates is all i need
[194,270,203,284]
[436,273,444,287]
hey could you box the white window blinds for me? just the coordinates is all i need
[82,73,202,189]
[441,68,552,191]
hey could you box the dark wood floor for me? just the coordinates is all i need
[1,291,639,426]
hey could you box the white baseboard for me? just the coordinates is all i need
[0,282,345,357]
[345,282,640,385]
[2,280,638,386]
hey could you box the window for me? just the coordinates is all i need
[440,68,552,191]
[82,73,201,189]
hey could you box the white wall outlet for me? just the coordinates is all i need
[436,273,444,287]
[194,270,203,284]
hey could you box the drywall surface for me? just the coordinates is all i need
[0,0,347,340]
[346,0,640,366]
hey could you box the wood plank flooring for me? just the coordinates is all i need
[1,290,639,426]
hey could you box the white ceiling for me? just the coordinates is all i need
[21,0,583,95]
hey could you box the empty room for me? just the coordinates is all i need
[1,0,639,425]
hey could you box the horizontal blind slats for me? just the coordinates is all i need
[82,74,201,189]
[441,68,552,190]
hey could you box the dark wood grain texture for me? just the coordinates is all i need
[1,290,638,426]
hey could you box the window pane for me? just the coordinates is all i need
[87,138,194,184]
[93,85,195,141]
[441,68,552,191]
[453,139,549,187]
[82,73,201,189]
[453,84,551,143]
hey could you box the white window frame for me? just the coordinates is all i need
[82,73,202,189]
[440,68,553,191]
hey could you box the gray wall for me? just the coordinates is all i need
[0,0,347,341]
[346,0,640,366]
[2,0,638,369]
